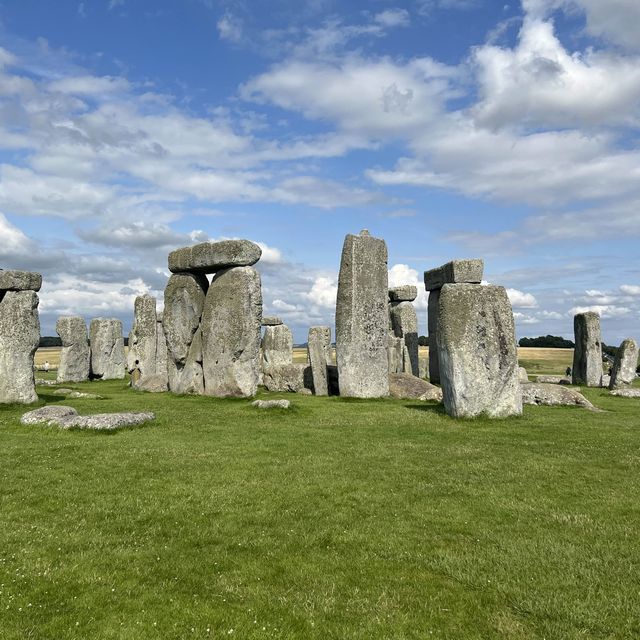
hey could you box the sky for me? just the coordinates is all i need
[1,0,639,344]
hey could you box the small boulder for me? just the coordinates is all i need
[252,399,290,409]
[388,373,443,402]
[536,375,571,384]
[610,389,640,398]
[522,382,596,410]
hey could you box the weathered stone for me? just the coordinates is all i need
[89,318,125,380]
[262,364,312,393]
[262,324,293,367]
[155,315,168,383]
[437,284,522,418]
[518,367,529,382]
[427,289,440,383]
[390,301,419,376]
[601,374,611,387]
[522,382,596,410]
[22,405,154,429]
[335,230,389,398]
[0,290,40,404]
[52,388,103,399]
[388,373,443,401]
[388,335,405,375]
[56,316,90,383]
[388,285,417,302]
[168,239,261,274]
[536,375,571,384]
[163,273,208,395]
[609,338,638,389]
[610,389,640,398]
[419,357,428,380]
[133,373,168,393]
[572,312,603,387]
[423,259,484,291]
[201,266,262,397]
[262,316,283,326]
[252,399,290,409]
[127,295,157,377]
[307,326,331,396]
[0,270,42,292]
[21,405,78,425]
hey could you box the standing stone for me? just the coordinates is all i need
[572,312,603,387]
[155,311,168,382]
[307,326,332,396]
[609,338,638,389]
[388,335,405,374]
[89,318,125,380]
[437,284,522,418]
[427,289,440,383]
[56,316,90,383]
[390,301,419,376]
[127,295,158,377]
[336,230,389,398]
[0,290,40,403]
[262,324,293,367]
[163,273,208,395]
[169,239,262,274]
[419,357,428,380]
[201,266,262,397]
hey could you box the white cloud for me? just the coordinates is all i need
[374,9,410,28]
[217,12,243,43]
[388,263,428,310]
[0,212,33,255]
[568,305,632,318]
[256,242,284,265]
[49,75,130,95]
[305,276,337,309]
[507,288,538,308]
[620,284,640,296]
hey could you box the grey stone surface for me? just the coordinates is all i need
[419,357,428,380]
[127,295,157,378]
[388,373,443,401]
[262,364,312,393]
[387,335,405,375]
[437,284,522,418]
[169,239,261,274]
[0,270,42,292]
[252,399,290,409]
[261,324,293,367]
[388,285,417,302]
[52,388,103,399]
[201,266,262,397]
[518,367,529,382]
[0,290,40,404]
[21,405,78,425]
[424,259,484,291]
[261,316,283,326]
[335,230,389,398]
[609,338,638,389]
[522,382,596,410]
[133,373,169,393]
[155,316,168,383]
[89,318,125,380]
[163,272,208,395]
[610,388,640,398]
[390,301,419,376]
[427,289,440,383]
[56,316,90,383]
[307,326,331,396]
[536,375,571,384]
[601,374,611,387]
[22,405,154,429]
[572,312,603,387]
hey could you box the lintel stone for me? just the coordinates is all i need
[423,259,483,291]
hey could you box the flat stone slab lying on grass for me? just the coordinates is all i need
[35,379,59,386]
[610,389,640,398]
[52,388,104,399]
[251,399,290,409]
[522,383,596,410]
[388,373,443,402]
[21,406,154,430]
[536,375,572,384]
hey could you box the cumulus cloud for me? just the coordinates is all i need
[507,288,538,308]
[374,9,410,28]
[217,12,243,43]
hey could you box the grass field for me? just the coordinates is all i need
[1,367,639,638]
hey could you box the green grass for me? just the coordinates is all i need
[1,379,640,639]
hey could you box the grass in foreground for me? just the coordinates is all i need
[1,379,639,639]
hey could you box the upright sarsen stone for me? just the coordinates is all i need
[335,230,389,398]
[609,338,638,389]
[0,290,40,404]
[437,284,522,418]
[572,312,603,387]
[307,326,332,396]
[261,324,293,367]
[89,318,125,380]
[127,295,158,377]
[56,316,90,383]
[390,301,419,376]
[201,266,262,397]
[427,289,440,383]
[155,312,168,382]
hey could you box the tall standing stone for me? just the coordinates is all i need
[437,284,522,418]
[427,289,440,383]
[336,230,389,398]
[127,295,158,377]
[572,312,603,387]
[201,266,262,397]
[89,318,125,380]
[390,301,419,376]
[163,273,208,395]
[609,338,638,389]
[155,311,168,382]
[56,316,90,383]
[262,324,293,367]
[307,326,332,396]
[0,290,40,404]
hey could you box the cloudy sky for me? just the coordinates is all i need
[1,0,639,343]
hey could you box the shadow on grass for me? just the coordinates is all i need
[402,402,448,415]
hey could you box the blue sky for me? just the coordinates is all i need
[1,0,640,343]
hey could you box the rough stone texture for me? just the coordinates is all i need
[89,318,125,380]
[0,270,42,292]
[201,266,262,397]
[390,301,419,376]
[127,295,158,377]
[21,405,78,425]
[262,316,283,326]
[609,338,638,389]
[133,373,169,393]
[262,364,312,393]
[307,326,332,396]
[601,374,611,387]
[261,324,293,367]
[56,316,90,383]
[335,230,389,398]
[0,290,40,404]
[536,375,571,384]
[518,367,529,382]
[52,388,103,399]
[155,315,168,382]
[572,312,603,387]
[423,259,484,291]
[437,284,522,418]
[427,289,440,383]
[169,239,261,274]
[610,389,640,398]
[252,399,290,409]
[163,272,208,395]
[522,382,596,410]
[419,357,428,380]
[21,405,154,429]
[388,285,417,302]
[388,335,405,375]
[388,373,443,401]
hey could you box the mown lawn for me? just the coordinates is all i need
[1,378,639,639]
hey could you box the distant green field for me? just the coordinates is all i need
[1,377,639,639]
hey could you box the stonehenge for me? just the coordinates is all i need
[307,326,332,396]
[389,286,419,376]
[56,316,90,383]
[89,318,125,380]
[572,312,603,387]
[609,338,638,390]
[262,323,293,367]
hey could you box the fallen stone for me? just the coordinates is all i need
[522,382,596,410]
[262,364,312,393]
[56,316,90,383]
[252,399,290,409]
[390,301,419,376]
[388,285,417,302]
[261,324,293,367]
[133,373,168,393]
[609,338,638,389]
[423,259,484,291]
[52,388,104,399]
[307,326,331,396]
[536,375,571,384]
[572,312,603,387]
[21,405,154,429]
[0,270,42,292]
[35,379,58,386]
[21,405,78,425]
[89,318,125,380]
[261,316,283,327]
[169,239,261,274]
[610,389,640,398]
[388,373,443,401]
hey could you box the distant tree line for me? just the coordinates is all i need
[518,335,575,349]
[39,337,129,347]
